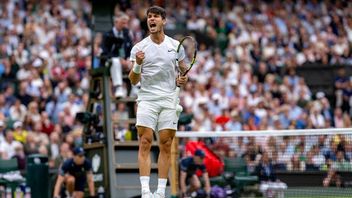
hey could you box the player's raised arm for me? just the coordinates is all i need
[129,50,144,85]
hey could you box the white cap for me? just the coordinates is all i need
[316,91,325,99]
[13,121,23,128]
[229,79,238,86]
[212,93,222,101]
[198,97,208,105]
[32,58,43,67]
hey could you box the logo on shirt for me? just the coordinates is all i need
[168,49,173,52]
[92,154,101,173]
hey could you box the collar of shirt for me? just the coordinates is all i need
[113,27,123,38]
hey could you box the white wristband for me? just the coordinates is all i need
[132,63,141,74]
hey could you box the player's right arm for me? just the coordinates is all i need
[128,50,144,85]
[180,170,187,196]
[53,175,65,197]
[53,162,68,197]
[179,158,189,196]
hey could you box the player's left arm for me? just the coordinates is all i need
[86,170,95,196]
[85,160,95,196]
[176,59,188,87]
[202,171,211,195]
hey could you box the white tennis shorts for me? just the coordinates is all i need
[136,100,179,132]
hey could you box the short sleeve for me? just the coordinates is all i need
[180,158,189,172]
[84,159,93,172]
[129,45,138,62]
[59,160,69,176]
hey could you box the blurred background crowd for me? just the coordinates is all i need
[0,0,352,175]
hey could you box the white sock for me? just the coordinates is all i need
[156,178,167,195]
[140,176,150,193]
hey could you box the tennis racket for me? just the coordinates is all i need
[174,36,198,109]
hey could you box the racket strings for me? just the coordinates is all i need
[178,38,197,76]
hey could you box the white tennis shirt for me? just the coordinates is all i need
[130,35,185,102]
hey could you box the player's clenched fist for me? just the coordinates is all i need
[136,51,145,65]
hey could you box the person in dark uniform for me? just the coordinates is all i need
[53,147,95,198]
[179,149,211,198]
[102,12,133,98]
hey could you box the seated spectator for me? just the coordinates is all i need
[0,120,5,143]
[211,137,230,160]
[12,121,28,144]
[311,145,326,169]
[101,13,132,98]
[0,131,22,159]
[12,143,26,170]
[257,152,287,198]
[9,99,27,122]
[323,151,352,187]
[52,142,72,169]
[305,151,320,171]
[256,152,277,182]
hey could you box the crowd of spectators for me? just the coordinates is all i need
[0,0,352,183]
[0,0,92,170]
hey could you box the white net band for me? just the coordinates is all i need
[176,128,352,137]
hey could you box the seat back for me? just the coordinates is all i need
[224,157,247,174]
[0,158,18,173]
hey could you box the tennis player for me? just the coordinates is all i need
[128,5,188,198]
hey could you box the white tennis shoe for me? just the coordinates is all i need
[153,191,165,198]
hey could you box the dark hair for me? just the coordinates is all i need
[146,6,166,19]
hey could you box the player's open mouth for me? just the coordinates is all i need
[149,23,156,28]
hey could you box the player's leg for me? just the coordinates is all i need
[157,129,176,177]
[72,178,85,198]
[136,100,159,197]
[138,126,154,198]
[138,126,154,176]
[64,174,75,195]
[154,128,175,197]
[154,106,178,197]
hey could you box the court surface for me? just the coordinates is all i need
[285,187,352,197]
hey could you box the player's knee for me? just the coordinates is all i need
[66,176,75,185]
[140,136,152,150]
[193,181,201,189]
[160,137,173,152]
[192,176,201,189]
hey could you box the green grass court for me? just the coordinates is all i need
[285,187,352,197]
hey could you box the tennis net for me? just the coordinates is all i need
[172,128,352,198]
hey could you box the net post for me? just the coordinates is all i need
[171,136,179,198]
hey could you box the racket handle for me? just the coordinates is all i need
[174,86,181,108]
